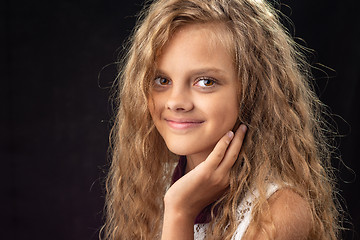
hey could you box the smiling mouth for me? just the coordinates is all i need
[165,119,204,130]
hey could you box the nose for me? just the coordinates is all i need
[166,88,194,112]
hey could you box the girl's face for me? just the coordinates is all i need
[149,24,239,161]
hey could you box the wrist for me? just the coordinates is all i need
[164,201,197,222]
[162,206,195,240]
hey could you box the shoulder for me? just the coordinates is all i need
[244,188,312,240]
[268,188,312,239]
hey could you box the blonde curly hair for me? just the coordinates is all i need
[102,0,340,239]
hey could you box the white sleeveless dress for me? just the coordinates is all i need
[194,183,279,240]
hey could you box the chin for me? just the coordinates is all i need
[165,140,215,158]
[166,144,190,156]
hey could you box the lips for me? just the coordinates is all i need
[165,118,204,130]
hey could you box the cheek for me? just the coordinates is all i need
[147,98,154,118]
[216,105,239,129]
[216,100,239,131]
[148,95,160,118]
[148,94,166,128]
[201,93,239,122]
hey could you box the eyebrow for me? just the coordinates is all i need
[189,68,226,75]
[156,67,227,76]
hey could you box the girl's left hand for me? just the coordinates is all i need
[161,124,247,239]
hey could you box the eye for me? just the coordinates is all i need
[154,76,172,86]
[195,77,217,87]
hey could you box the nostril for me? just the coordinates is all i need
[165,91,194,112]
[167,104,185,111]
[175,106,186,111]
[166,100,193,112]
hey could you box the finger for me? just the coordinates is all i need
[217,124,247,173]
[205,131,235,170]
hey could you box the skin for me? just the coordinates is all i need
[149,23,311,240]
[243,188,312,240]
[148,23,239,173]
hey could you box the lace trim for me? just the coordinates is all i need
[194,223,208,239]
[193,183,279,240]
[193,200,252,240]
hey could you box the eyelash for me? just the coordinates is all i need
[152,76,219,89]
[194,77,218,88]
[154,76,172,86]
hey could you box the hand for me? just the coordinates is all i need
[163,124,247,220]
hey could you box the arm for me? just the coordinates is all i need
[161,125,247,240]
[162,207,194,240]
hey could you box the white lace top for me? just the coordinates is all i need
[194,183,279,240]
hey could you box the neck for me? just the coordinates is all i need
[185,148,213,174]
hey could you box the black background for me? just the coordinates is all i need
[2,0,359,239]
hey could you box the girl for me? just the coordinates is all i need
[103,0,340,239]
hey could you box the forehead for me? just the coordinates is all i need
[157,22,234,61]
[154,22,237,87]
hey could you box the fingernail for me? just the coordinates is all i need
[227,131,234,139]
[240,124,247,132]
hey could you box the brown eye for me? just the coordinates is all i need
[203,79,215,86]
[195,78,217,87]
[154,77,172,85]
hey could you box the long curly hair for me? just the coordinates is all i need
[102,0,340,239]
